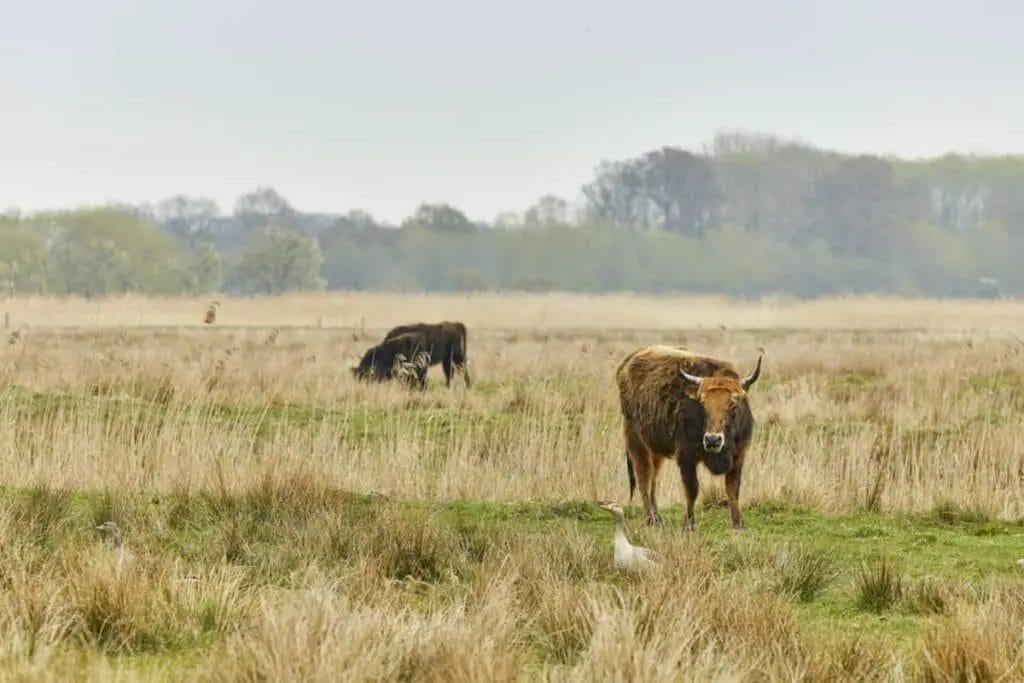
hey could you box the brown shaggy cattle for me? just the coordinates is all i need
[616,346,762,530]
[351,332,430,388]
[383,322,470,387]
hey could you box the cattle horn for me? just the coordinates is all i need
[741,355,762,389]
[679,367,704,386]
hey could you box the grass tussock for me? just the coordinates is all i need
[920,587,1024,682]
[771,545,840,602]
[855,557,906,613]
[805,637,899,683]
[926,499,992,526]
[904,577,955,616]
[361,509,470,583]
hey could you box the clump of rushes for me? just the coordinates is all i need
[855,557,905,612]
[773,545,840,602]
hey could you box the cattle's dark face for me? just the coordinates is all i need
[680,357,761,472]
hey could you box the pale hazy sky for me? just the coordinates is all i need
[3,1,1023,223]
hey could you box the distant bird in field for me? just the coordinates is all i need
[598,501,659,572]
[204,301,220,325]
[95,521,132,576]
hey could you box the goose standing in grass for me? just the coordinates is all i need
[95,521,132,576]
[598,501,660,571]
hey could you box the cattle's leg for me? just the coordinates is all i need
[458,362,472,388]
[726,441,749,530]
[678,456,700,531]
[442,356,454,387]
[648,455,665,525]
[625,427,660,525]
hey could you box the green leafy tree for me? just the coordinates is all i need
[321,235,392,289]
[806,156,901,258]
[711,131,839,239]
[226,228,325,294]
[0,220,48,294]
[190,240,224,293]
[42,208,187,296]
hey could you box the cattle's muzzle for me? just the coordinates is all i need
[703,432,725,453]
[703,450,733,475]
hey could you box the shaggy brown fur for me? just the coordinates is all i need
[351,332,430,387]
[616,345,761,530]
[383,322,470,387]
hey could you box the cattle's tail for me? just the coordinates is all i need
[458,323,471,387]
[626,452,636,501]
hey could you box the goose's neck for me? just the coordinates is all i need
[613,516,629,545]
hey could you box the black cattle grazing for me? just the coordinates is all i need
[383,321,471,387]
[351,332,431,387]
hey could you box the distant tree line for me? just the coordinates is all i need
[3,131,1023,298]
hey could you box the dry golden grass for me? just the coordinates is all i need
[6,291,1024,332]
[1,292,1024,680]
[3,300,1024,515]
